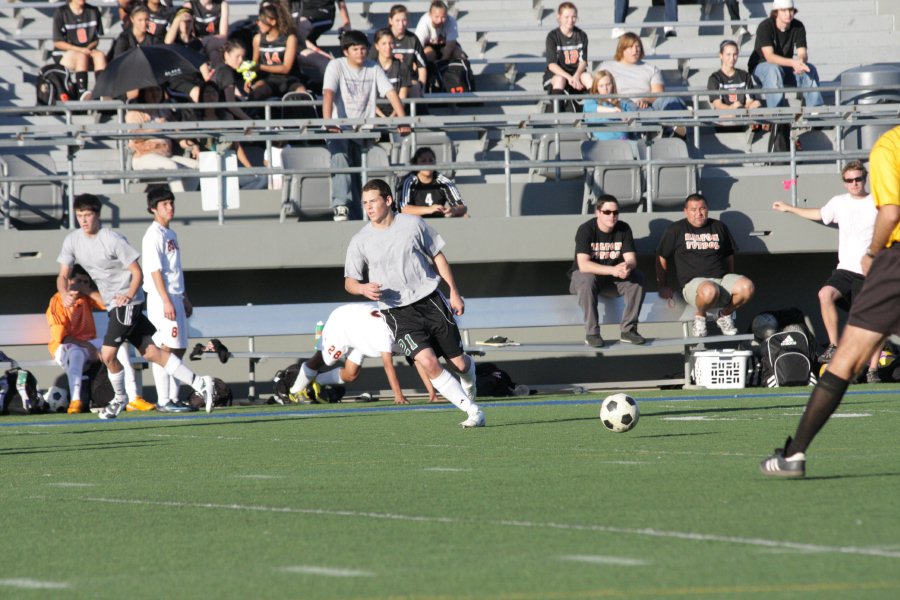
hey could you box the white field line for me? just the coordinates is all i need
[76,496,900,560]
[0,579,71,589]
[662,416,741,421]
[559,554,649,566]
[278,566,373,577]
[47,482,95,487]
[423,467,471,472]
[234,474,285,479]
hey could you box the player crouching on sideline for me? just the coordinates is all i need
[344,179,484,428]
[46,264,154,413]
[287,303,411,405]
[57,193,216,419]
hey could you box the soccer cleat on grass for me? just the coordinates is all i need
[304,381,324,404]
[67,399,84,414]
[460,410,485,428]
[98,396,128,420]
[759,437,806,479]
[866,368,882,384]
[157,400,196,413]
[716,311,738,336]
[126,396,155,411]
[690,316,707,337]
[198,376,215,413]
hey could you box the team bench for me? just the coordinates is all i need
[0,294,751,397]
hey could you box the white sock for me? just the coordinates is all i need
[108,368,127,399]
[151,363,170,405]
[316,368,344,386]
[458,356,476,400]
[289,362,317,394]
[430,369,478,415]
[163,354,202,391]
[169,376,180,403]
[117,345,138,399]
[64,348,86,401]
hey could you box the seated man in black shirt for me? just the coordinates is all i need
[656,193,755,337]
[396,147,467,218]
[569,195,646,347]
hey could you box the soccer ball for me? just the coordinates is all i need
[45,386,69,413]
[599,393,639,433]
[751,313,778,341]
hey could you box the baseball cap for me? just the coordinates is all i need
[772,0,796,11]
[146,183,175,213]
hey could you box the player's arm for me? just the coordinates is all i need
[862,204,900,275]
[57,263,75,307]
[337,1,351,29]
[150,270,176,320]
[772,200,822,221]
[381,352,409,404]
[218,1,229,37]
[432,251,464,315]
[655,254,674,299]
[345,276,382,301]
[116,261,143,307]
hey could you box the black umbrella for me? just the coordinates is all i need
[93,45,207,98]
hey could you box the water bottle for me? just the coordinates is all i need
[16,370,30,412]
[314,320,324,351]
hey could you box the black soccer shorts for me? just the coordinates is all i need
[381,290,464,361]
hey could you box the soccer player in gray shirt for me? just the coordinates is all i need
[56,194,216,419]
[344,179,484,427]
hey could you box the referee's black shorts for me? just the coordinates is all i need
[103,304,157,349]
[847,245,900,336]
[382,290,464,361]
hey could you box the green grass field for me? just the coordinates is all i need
[2,386,900,599]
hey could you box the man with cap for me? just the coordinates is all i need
[141,184,196,412]
[322,29,410,221]
[747,0,823,110]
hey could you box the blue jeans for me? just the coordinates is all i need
[753,62,824,108]
[621,95,686,112]
[326,138,363,211]
[615,0,677,24]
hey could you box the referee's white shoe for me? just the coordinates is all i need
[460,410,485,428]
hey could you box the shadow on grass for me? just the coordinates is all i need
[646,403,805,418]
[801,472,900,481]
[0,440,163,455]
[486,416,599,428]
[59,412,378,435]
[636,432,717,439]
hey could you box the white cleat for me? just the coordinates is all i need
[459,410,485,428]
[98,395,128,420]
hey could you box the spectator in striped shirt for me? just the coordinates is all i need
[396,147,467,218]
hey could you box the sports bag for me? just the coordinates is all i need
[1,368,48,415]
[756,309,818,387]
[475,362,516,397]
[435,57,476,94]
[36,64,78,105]
[189,377,233,408]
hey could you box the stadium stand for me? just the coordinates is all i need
[1,0,899,391]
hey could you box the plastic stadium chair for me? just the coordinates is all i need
[645,138,697,211]
[280,146,333,221]
[531,132,589,182]
[0,153,65,229]
[363,144,396,191]
[394,131,455,177]
[581,139,643,213]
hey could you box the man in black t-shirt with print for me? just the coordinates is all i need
[569,195,646,347]
[656,193,755,338]
[747,0,823,110]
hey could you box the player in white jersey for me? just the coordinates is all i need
[288,302,410,404]
[142,185,196,412]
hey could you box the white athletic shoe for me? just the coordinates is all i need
[690,316,708,338]
[460,410,485,428]
[98,395,128,420]
[199,376,215,413]
[610,27,626,39]
[716,311,738,336]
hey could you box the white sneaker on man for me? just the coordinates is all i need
[690,316,707,338]
[460,410,485,428]
[610,27,626,39]
[716,311,738,336]
[98,395,128,420]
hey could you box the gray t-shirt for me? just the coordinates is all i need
[323,57,394,120]
[598,60,664,98]
[57,227,144,308]
[344,214,445,309]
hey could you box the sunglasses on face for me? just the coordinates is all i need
[599,209,619,216]
[843,176,866,184]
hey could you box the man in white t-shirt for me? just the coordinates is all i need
[772,160,881,380]
[287,302,411,404]
[142,185,197,412]
[322,29,409,221]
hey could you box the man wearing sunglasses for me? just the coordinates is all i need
[772,160,880,381]
[569,195,647,347]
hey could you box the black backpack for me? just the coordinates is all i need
[189,377,234,408]
[36,64,78,105]
[1,368,48,415]
[434,57,476,94]
[475,362,516,397]
[272,363,345,403]
[755,308,818,387]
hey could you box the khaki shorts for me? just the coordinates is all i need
[682,273,745,310]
